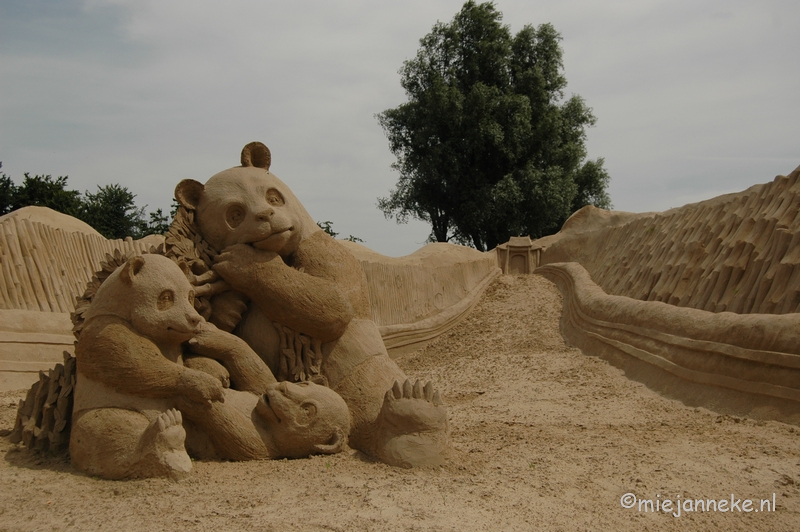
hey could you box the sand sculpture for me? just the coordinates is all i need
[534,167,800,422]
[164,142,448,468]
[66,252,351,479]
[539,168,800,314]
[9,350,75,453]
[0,207,163,390]
[495,236,539,274]
[0,208,498,391]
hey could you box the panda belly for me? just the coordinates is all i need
[73,373,171,422]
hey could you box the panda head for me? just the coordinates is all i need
[174,142,319,257]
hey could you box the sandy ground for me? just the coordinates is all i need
[1,274,798,531]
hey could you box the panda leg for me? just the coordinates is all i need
[331,353,449,467]
[70,407,192,480]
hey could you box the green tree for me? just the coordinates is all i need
[80,184,147,240]
[377,1,611,251]
[316,220,364,243]
[316,220,338,238]
[145,208,172,236]
[10,173,84,217]
[0,163,14,216]
[0,164,171,238]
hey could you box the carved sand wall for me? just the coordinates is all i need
[0,207,162,313]
[0,208,162,390]
[0,208,498,390]
[0,310,74,391]
[540,167,800,315]
[538,262,800,422]
[536,167,800,423]
[342,242,500,353]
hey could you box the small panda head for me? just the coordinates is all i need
[174,142,318,256]
[87,254,203,345]
[125,255,202,345]
[255,380,351,458]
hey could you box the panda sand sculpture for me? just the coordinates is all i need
[170,141,449,468]
[70,253,351,480]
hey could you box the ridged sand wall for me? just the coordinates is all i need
[536,167,800,422]
[0,212,160,313]
[539,262,800,422]
[541,167,800,315]
[0,209,499,390]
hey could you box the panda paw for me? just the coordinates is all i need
[371,379,449,467]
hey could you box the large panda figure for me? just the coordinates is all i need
[173,142,449,467]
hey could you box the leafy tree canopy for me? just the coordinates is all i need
[81,184,149,240]
[316,220,365,243]
[8,172,83,217]
[0,164,14,217]
[0,162,170,240]
[377,1,611,251]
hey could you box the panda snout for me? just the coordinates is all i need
[186,313,201,330]
[255,207,274,222]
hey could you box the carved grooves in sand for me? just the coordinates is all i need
[9,351,76,452]
[342,244,501,352]
[0,216,156,313]
[538,262,800,405]
[582,168,800,314]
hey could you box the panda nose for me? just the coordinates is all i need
[256,207,274,221]
[187,313,201,328]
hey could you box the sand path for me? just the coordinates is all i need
[1,274,798,531]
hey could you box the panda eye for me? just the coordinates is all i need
[187,290,195,306]
[266,189,285,207]
[226,204,246,228]
[157,289,175,311]
[301,403,317,418]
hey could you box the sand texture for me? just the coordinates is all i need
[2,274,798,531]
[538,261,800,424]
[541,167,800,315]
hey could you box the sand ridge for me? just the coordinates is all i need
[540,167,800,315]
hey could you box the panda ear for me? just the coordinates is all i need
[313,427,347,455]
[120,256,145,285]
[174,179,204,210]
[241,142,271,171]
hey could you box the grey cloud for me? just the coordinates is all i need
[1,0,797,255]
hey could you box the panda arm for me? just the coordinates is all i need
[187,322,277,394]
[215,233,361,342]
[77,319,224,403]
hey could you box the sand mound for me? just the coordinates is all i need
[0,206,101,236]
[2,274,796,530]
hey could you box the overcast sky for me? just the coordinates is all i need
[1,0,798,256]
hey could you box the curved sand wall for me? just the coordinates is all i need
[536,166,800,422]
[0,208,498,390]
[0,208,163,390]
[539,262,800,422]
[342,242,499,353]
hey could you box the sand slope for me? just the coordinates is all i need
[2,274,797,531]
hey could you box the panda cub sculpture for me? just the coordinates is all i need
[173,141,449,467]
